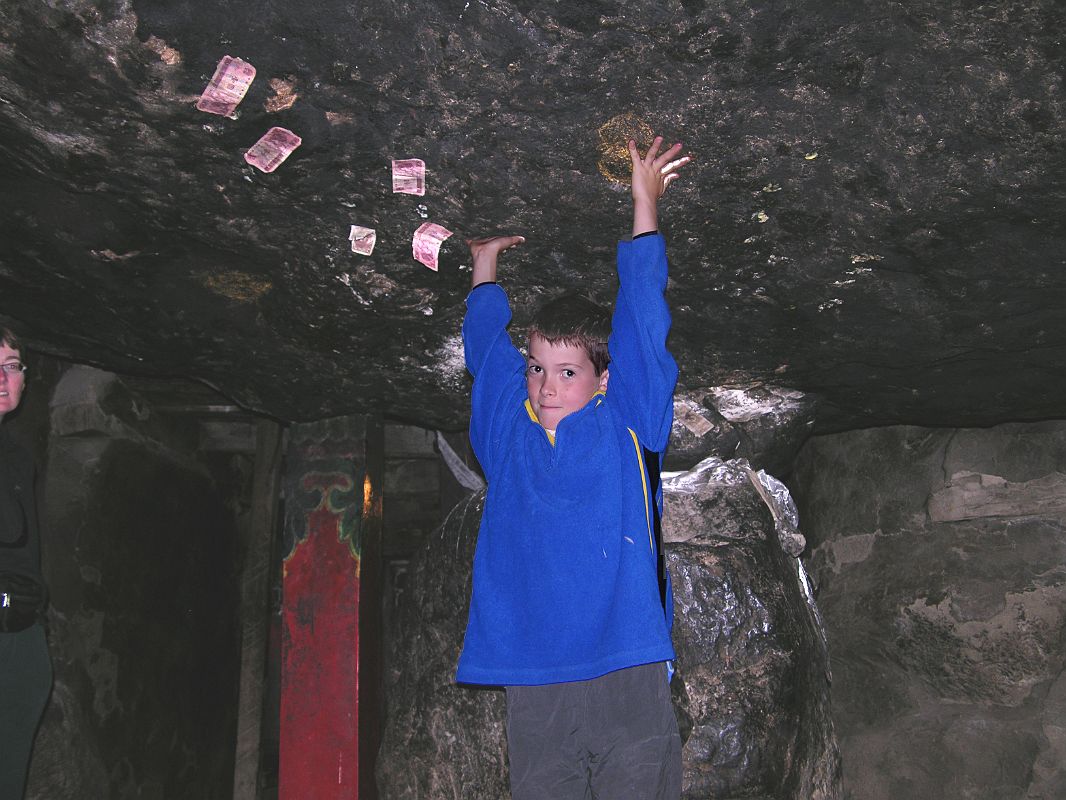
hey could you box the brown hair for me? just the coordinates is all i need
[0,326,21,352]
[528,294,611,375]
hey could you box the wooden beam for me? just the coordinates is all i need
[231,419,284,800]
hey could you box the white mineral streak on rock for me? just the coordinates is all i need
[428,333,467,392]
[36,130,102,156]
[335,273,370,305]
[928,470,1066,522]
[707,386,807,423]
[435,431,485,491]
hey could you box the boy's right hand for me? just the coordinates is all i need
[467,235,525,261]
[467,235,525,288]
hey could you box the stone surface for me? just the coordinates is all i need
[1,0,1065,432]
[379,467,839,798]
[24,362,242,799]
[789,422,1066,800]
[667,387,818,474]
[377,492,510,800]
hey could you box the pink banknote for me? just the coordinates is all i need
[412,223,453,271]
[244,127,302,173]
[197,56,256,116]
[349,225,376,256]
[392,159,426,195]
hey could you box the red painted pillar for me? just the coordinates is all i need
[279,416,383,799]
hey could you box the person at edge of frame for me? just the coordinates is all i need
[0,325,53,800]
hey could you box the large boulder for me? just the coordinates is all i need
[664,459,838,798]
[378,459,840,799]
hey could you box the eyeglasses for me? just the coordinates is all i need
[0,362,26,375]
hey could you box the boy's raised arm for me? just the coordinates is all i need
[608,135,691,451]
[467,235,525,289]
[629,136,691,237]
[463,234,527,478]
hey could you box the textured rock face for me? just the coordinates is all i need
[378,467,839,798]
[665,464,839,799]
[377,493,509,800]
[12,362,242,799]
[789,423,1066,800]
[2,0,1065,432]
[668,388,817,475]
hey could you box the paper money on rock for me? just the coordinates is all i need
[349,225,376,256]
[392,159,426,195]
[412,223,452,271]
[197,56,256,116]
[244,127,302,173]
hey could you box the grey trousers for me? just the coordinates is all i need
[505,662,682,800]
[0,625,52,800]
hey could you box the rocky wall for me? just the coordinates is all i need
[13,362,242,799]
[789,422,1066,800]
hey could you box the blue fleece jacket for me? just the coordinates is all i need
[456,234,678,686]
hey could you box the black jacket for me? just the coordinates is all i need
[0,427,42,581]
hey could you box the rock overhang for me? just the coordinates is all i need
[1,0,1064,432]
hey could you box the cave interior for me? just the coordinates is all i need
[1,0,1065,798]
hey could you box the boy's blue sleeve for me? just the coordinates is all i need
[607,233,678,453]
[463,283,527,479]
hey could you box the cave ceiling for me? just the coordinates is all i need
[1,0,1064,432]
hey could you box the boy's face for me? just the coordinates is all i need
[525,334,609,431]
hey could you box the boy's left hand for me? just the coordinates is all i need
[630,135,691,236]
[630,136,691,205]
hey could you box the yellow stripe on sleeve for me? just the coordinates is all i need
[628,428,655,553]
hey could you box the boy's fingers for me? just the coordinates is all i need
[660,155,692,175]
[488,235,526,253]
[628,138,641,164]
[653,143,686,171]
[644,135,665,162]
[468,235,524,245]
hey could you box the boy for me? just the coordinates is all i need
[458,136,691,799]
